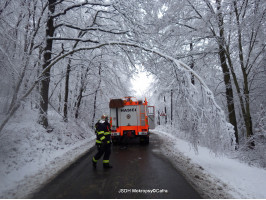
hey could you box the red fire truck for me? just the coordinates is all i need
[109,97,155,144]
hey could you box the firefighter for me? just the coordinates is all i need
[92,114,113,169]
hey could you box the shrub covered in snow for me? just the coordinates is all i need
[235,105,266,168]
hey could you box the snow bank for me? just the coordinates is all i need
[152,128,266,199]
[0,108,95,198]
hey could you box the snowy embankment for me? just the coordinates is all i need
[152,127,266,199]
[0,109,95,198]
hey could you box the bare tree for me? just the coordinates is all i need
[215,0,239,144]
[38,0,56,128]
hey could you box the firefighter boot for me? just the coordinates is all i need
[92,160,97,168]
[103,163,113,169]
[92,157,97,168]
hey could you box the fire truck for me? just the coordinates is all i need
[109,97,155,144]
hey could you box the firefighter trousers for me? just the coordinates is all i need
[92,143,111,165]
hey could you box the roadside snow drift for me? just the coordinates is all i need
[0,109,95,198]
[152,128,266,199]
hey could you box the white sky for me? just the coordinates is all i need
[130,67,153,98]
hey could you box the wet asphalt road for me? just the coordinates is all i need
[32,133,201,199]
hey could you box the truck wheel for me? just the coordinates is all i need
[112,138,118,145]
[140,136,149,145]
[145,136,149,144]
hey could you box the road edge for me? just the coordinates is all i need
[150,130,236,199]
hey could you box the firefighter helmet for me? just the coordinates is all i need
[101,114,108,120]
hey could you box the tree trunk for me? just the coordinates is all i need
[75,88,84,119]
[218,47,239,144]
[233,0,253,138]
[216,0,239,144]
[8,10,32,113]
[170,89,173,125]
[190,43,195,85]
[91,65,102,128]
[91,90,98,128]
[157,110,160,125]
[38,0,56,128]
[63,60,71,122]
[63,33,86,122]
[8,61,29,113]
[164,96,167,124]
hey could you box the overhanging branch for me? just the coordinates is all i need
[40,41,220,111]
[55,23,128,35]
[51,1,111,19]
[47,37,99,43]
[0,40,224,135]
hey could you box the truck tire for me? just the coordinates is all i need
[140,136,149,145]
[112,138,119,145]
[145,136,149,144]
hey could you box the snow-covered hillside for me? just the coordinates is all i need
[0,109,95,198]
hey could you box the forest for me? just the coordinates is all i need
[0,0,265,166]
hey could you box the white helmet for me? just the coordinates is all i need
[101,114,108,120]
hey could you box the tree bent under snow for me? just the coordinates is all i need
[0,41,236,155]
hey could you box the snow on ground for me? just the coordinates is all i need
[1,108,266,199]
[152,127,266,199]
[0,108,95,198]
